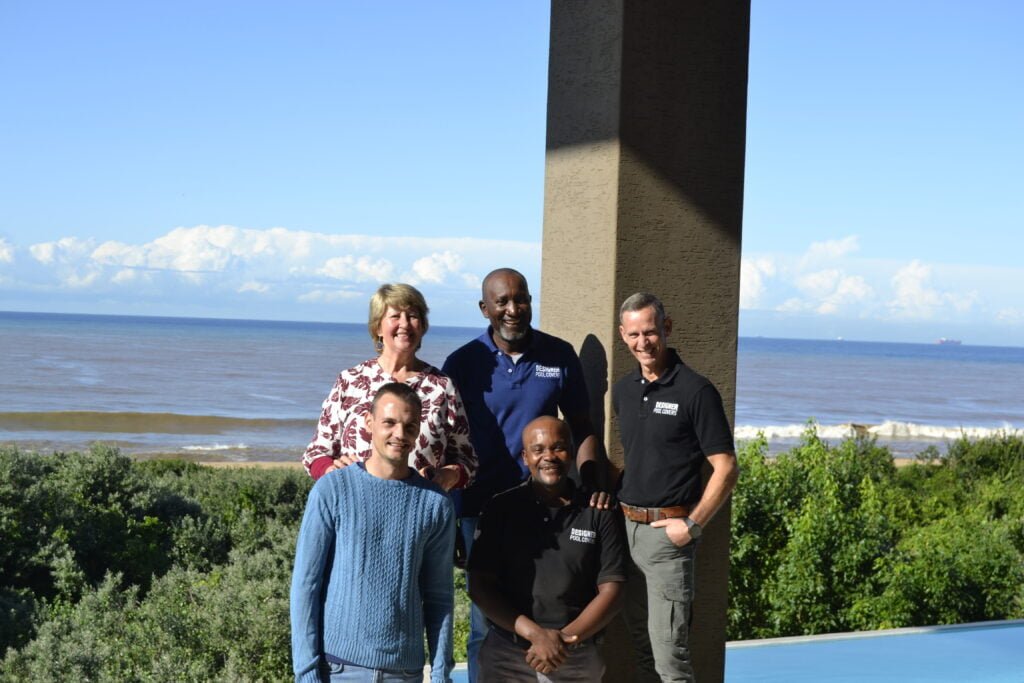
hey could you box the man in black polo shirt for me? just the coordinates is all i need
[613,292,739,683]
[467,416,626,682]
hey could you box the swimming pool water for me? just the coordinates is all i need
[725,620,1024,682]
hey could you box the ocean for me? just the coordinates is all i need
[2,311,1022,461]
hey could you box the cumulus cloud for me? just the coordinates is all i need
[997,308,1024,323]
[887,260,963,319]
[0,238,13,264]
[30,237,93,265]
[800,235,859,267]
[318,255,395,282]
[740,257,776,309]
[408,251,464,285]
[238,280,269,294]
[111,268,139,284]
[297,288,364,303]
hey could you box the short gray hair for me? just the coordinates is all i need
[619,292,666,325]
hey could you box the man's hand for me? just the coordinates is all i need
[524,628,577,674]
[324,454,359,475]
[420,464,460,491]
[651,517,693,547]
[587,489,614,510]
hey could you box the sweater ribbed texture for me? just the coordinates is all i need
[291,464,455,683]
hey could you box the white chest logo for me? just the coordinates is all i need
[653,401,679,416]
[569,528,597,544]
[534,365,560,379]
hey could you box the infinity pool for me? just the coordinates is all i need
[449,620,1024,682]
[725,620,1024,682]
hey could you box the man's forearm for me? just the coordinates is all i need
[576,433,612,491]
[689,452,739,527]
[560,581,623,641]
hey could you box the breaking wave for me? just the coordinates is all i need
[736,420,1022,442]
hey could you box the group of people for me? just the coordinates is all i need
[289,268,739,683]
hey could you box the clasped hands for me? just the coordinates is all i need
[522,625,579,675]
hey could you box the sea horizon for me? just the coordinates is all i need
[3,309,1022,462]
[3,308,1021,350]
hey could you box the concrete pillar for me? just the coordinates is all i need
[540,2,749,681]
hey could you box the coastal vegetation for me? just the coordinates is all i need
[2,431,1023,680]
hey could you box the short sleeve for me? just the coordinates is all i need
[690,383,735,456]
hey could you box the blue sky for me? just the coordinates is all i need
[1,2,1022,345]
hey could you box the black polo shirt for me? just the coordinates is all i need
[613,349,734,509]
[467,479,627,629]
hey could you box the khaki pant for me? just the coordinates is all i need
[624,518,697,683]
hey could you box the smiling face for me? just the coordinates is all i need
[479,270,532,351]
[619,305,672,380]
[376,305,424,356]
[365,391,420,474]
[522,416,573,492]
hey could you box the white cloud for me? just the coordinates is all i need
[111,268,138,284]
[2,224,538,323]
[408,251,464,285]
[298,288,364,303]
[776,297,810,312]
[796,268,841,294]
[30,237,93,265]
[740,257,776,309]
[887,260,946,319]
[997,308,1024,323]
[318,255,395,282]
[816,275,872,315]
[800,235,859,267]
[0,238,13,263]
[238,280,269,294]
[63,268,102,288]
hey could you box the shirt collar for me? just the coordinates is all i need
[524,477,580,505]
[481,326,536,355]
[630,348,684,385]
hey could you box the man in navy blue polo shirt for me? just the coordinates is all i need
[613,292,738,683]
[443,268,612,681]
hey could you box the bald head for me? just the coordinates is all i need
[522,415,571,446]
[481,268,528,298]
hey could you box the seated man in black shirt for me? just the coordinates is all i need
[468,416,626,682]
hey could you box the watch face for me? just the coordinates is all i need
[686,518,702,539]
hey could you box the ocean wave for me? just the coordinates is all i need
[0,411,309,435]
[181,443,250,451]
[736,421,1022,441]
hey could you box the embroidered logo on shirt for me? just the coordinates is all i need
[569,528,597,544]
[534,365,561,379]
[653,401,679,416]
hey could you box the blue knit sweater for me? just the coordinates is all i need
[290,463,455,683]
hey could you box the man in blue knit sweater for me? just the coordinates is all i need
[291,382,456,683]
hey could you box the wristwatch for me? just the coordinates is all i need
[683,517,703,540]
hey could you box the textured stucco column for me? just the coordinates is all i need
[540,2,749,681]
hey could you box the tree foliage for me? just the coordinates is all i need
[3,433,1023,678]
[729,427,1024,639]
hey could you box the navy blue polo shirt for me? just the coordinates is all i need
[612,349,734,509]
[442,328,591,517]
[467,480,627,630]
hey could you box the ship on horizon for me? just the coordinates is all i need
[937,337,962,345]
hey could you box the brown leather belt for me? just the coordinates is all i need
[620,502,689,524]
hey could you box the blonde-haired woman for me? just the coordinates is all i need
[302,283,477,490]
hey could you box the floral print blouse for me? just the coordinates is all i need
[302,358,478,486]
